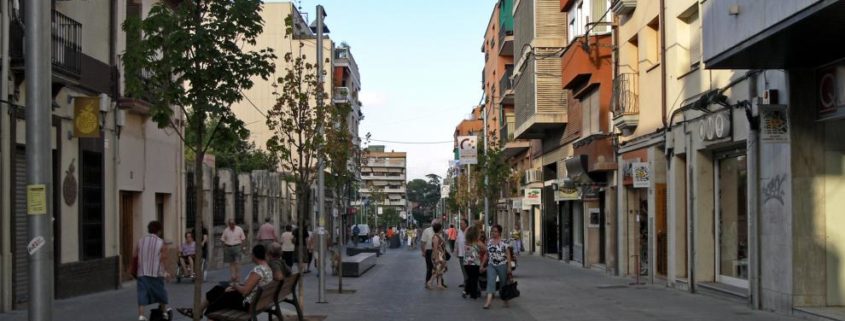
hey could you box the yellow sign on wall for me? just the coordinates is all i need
[74,97,100,138]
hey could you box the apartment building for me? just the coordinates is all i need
[334,43,363,151]
[358,146,407,214]
[512,0,568,256]
[481,0,519,229]
[0,0,184,310]
[558,0,616,269]
[699,0,845,316]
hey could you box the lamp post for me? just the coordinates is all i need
[311,5,329,304]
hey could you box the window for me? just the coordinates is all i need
[580,87,601,135]
[567,0,610,43]
[685,8,701,67]
[645,17,660,69]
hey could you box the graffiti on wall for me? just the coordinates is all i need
[762,174,787,205]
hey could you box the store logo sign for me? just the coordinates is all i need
[698,110,731,142]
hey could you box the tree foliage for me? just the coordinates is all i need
[407,175,441,223]
[122,1,276,320]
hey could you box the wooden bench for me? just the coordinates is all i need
[341,253,376,277]
[346,246,381,257]
[206,273,303,321]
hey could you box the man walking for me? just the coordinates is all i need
[457,219,468,289]
[134,221,170,321]
[420,219,436,288]
[352,224,360,247]
[447,224,458,252]
[257,217,278,249]
[221,219,246,281]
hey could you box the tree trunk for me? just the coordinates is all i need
[192,119,205,321]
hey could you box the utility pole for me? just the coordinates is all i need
[26,1,54,320]
[466,164,471,226]
[1,0,12,310]
[482,108,489,233]
[315,4,328,304]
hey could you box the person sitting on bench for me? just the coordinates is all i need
[176,245,272,320]
[179,231,197,278]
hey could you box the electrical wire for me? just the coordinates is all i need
[370,138,453,145]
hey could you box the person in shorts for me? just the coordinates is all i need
[134,220,170,321]
[221,219,246,281]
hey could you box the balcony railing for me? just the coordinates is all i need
[11,9,83,78]
[500,65,514,92]
[612,73,639,135]
[333,87,351,103]
[612,73,639,117]
[498,21,514,55]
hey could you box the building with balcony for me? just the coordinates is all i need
[512,0,568,256]
[557,0,615,270]
[357,146,407,215]
[0,0,185,310]
[698,0,845,316]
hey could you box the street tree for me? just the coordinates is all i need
[122,1,275,319]
[407,175,441,222]
[264,15,349,302]
[475,146,513,225]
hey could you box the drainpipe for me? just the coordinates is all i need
[747,74,761,310]
[1,0,11,312]
[687,131,695,293]
[659,0,667,129]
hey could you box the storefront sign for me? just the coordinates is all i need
[818,64,845,120]
[632,162,649,188]
[760,104,790,143]
[555,187,580,202]
[524,188,541,205]
[698,110,732,142]
[458,136,478,164]
[74,97,101,138]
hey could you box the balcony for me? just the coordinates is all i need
[612,73,639,136]
[500,117,529,159]
[498,22,514,56]
[611,0,636,16]
[334,47,360,89]
[10,9,83,79]
[572,133,617,172]
[333,87,352,103]
[498,65,514,105]
[515,105,567,139]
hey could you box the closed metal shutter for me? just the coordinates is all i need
[13,146,28,306]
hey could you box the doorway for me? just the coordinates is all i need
[120,192,137,282]
[716,152,749,288]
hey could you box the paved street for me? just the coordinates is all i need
[0,244,804,321]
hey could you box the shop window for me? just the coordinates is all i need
[718,154,749,284]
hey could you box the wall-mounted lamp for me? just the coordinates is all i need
[115,108,125,138]
[98,93,109,129]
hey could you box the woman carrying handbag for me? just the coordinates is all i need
[482,224,513,309]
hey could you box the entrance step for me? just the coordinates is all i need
[794,307,845,321]
[696,282,749,305]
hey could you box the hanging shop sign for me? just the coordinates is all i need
[760,104,790,143]
[74,96,101,138]
[553,180,580,201]
[818,63,845,120]
[458,136,478,164]
[698,110,732,142]
[440,185,450,199]
[632,162,650,188]
[523,188,542,205]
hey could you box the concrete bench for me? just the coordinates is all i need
[341,253,377,277]
[346,246,381,257]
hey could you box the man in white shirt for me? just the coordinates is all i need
[456,219,468,288]
[420,219,437,288]
[371,233,381,254]
[221,219,246,281]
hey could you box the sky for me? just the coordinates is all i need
[268,0,495,181]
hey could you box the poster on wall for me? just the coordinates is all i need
[632,162,650,188]
[760,104,790,143]
[524,188,541,205]
[588,208,601,227]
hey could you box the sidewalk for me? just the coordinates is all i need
[0,245,807,321]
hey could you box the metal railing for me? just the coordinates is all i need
[498,21,513,51]
[612,73,639,117]
[500,65,514,92]
[334,87,351,101]
[51,10,82,76]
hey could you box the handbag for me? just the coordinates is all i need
[499,281,520,300]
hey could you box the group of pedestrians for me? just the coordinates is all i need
[422,218,517,310]
[131,216,319,320]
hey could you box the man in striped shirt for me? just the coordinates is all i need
[135,220,170,321]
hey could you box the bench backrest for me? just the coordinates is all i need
[251,280,281,314]
[277,273,300,299]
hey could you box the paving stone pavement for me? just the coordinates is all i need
[0,245,805,321]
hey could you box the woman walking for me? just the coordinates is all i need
[427,222,447,289]
[462,224,485,299]
[483,224,512,309]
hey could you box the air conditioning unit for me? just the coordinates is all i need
[523,169,542,184]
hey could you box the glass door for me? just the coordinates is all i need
[716,153,749,288]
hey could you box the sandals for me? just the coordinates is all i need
[176,308,194,318]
